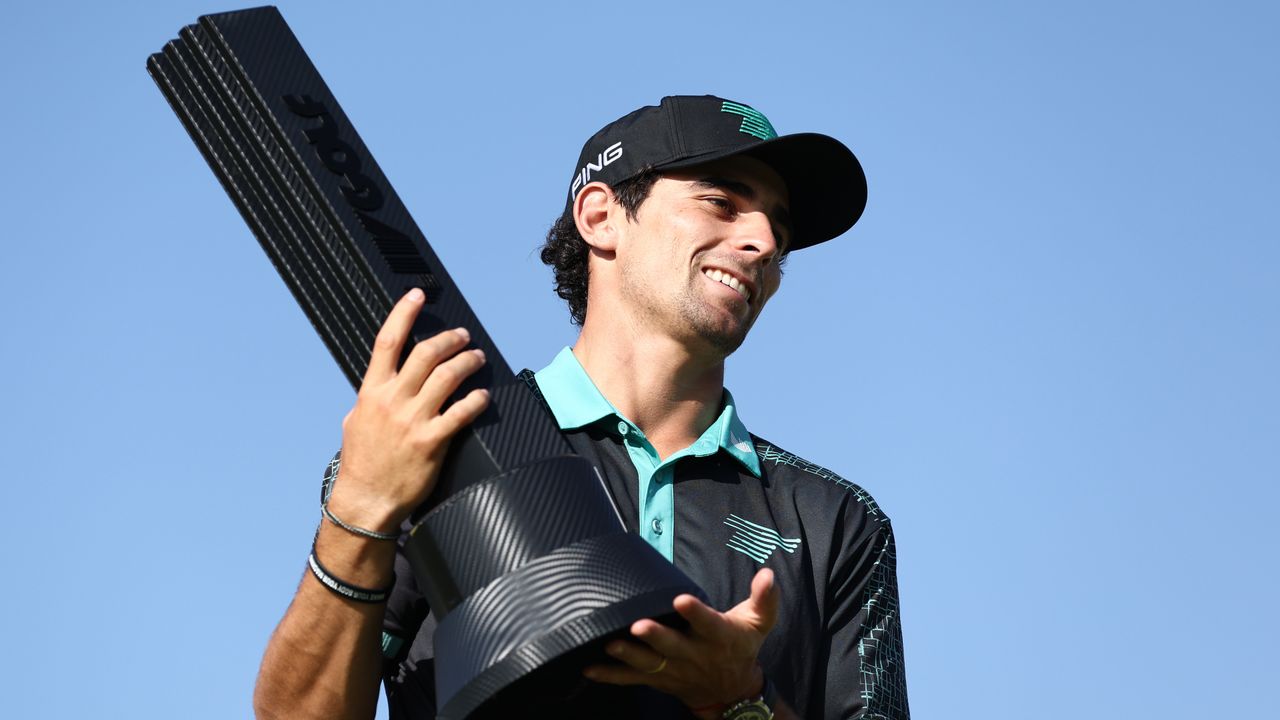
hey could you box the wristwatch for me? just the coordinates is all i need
[720,676,777,720]
[720,697,772,720]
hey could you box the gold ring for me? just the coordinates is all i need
[646,656,668,674]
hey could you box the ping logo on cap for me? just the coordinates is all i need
[721,101,778,140]
[570,141,624,199]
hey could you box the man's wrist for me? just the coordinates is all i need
[719,673,776,720]
[687,664,767,719]
[311,515,398,589]
[689,702,729,719]
[324,482,403,536]
[307,547,394,603]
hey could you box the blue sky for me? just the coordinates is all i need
[1,1,1276,717]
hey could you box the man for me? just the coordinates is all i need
[255,95,908,719]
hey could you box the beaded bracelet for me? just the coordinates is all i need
[320,457,399,542]
[321,502,399,541]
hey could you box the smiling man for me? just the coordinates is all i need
[255,96,909,720]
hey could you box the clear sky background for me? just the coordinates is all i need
[1,1,1276,717]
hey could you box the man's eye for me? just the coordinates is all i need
[704,196,734,212]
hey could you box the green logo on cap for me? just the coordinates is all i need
[721,101,778,140]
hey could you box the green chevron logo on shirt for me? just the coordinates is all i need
[721,101,778,140]
[724,513,800,563]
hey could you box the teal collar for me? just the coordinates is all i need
[533,347,761,477]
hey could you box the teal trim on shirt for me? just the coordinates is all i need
[532,347,622,432]
[533,347,762,562]
[380,632,404,659]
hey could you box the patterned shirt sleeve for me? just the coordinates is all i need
[824,512,910,719]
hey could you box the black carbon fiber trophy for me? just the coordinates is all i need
[147,7,704,717]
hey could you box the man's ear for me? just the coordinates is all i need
[573,181,620,253]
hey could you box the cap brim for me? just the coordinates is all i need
[657,132,867,250]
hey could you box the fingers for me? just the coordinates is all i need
[583,637,671,687]
[398,327,475,398]
[415,347,486,411]
[364,289,425,385]
[590,587,781,706]
[629,617,689,658]
[672,593,732,639]
[432,387,491,439]
[672,569,779,642]
[365,289,487,414]
[581,662,649,687]
[599,639,668,678]
[712,569,780,634]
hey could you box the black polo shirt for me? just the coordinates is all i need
[374,352,910,719]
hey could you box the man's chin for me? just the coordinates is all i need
[690,319,751,357]
[677,296,756,356]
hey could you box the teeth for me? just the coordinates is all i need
[704,269,751,302]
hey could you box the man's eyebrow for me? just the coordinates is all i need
[693,175,794,251]
[692,176,757,199]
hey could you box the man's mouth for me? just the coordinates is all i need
[703,268,752,303]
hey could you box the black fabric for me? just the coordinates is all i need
[378,372,909,719]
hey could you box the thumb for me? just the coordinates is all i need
[732,567,779,632]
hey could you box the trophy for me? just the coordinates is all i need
[148,7,704,717]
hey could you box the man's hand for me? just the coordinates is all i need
[583,568,780,717]
[254,289,490,720]
[327,287,491,534]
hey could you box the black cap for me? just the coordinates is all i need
[565,95,867,250]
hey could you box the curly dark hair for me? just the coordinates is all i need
[539,170,659,326]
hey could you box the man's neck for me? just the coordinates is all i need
[572,327,725,461]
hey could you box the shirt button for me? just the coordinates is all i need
[617,421,629,436]
[650,518,664,535]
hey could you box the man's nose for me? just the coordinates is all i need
[731,209,781,263]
